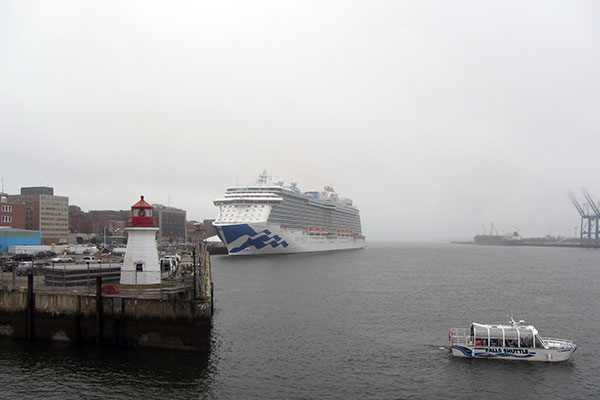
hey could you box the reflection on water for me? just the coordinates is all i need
[0,338,213,399]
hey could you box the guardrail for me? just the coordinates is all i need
[541,337,575,348]
[449,328,471,345]
[44,264,121,287]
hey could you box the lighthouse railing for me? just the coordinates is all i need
[125,216,158,227]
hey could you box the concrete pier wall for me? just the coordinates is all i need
[1,243,213,351]
[0,290,212,351]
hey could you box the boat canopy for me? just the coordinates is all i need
[471,322,544,348]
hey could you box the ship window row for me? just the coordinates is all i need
[270,211,359,228]
[221,204,265,209]
[218,212,267,217]
[268,204,361,231]
[272,200,360,225]
[269,209,359,228]
[215,204,270,223]
[219,213,266,218]
[222,205,266,209]
[283,196,358,216]
[217,200,278,205]
[216,216,266,222]
[227,188,282,194]
[217,218,264,223]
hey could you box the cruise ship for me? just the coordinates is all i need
[213,171,365,255]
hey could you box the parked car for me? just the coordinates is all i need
[13,253,34,262]
[16,262,33,276]
[51,256,74,263]
[82,256,101,264]
[1,259,17,273]
[35,251,56,259]
[34,262,50,274]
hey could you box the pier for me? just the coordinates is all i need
[0,243,213,352]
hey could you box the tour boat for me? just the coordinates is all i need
[449,316,576,362]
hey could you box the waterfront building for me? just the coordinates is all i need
[153,204,187,244]
[0,228,41,253]
[68,205,92,234]
[69,204,189,246]
[0,194,26,229]
[7,187,69,245]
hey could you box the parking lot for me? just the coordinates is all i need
[1,254,124,293]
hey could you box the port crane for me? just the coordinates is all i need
[569,190,600,247]
[481,222,499,236]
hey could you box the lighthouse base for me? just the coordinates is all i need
[121,227,161,285]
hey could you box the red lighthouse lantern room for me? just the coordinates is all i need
[130,195,155,227]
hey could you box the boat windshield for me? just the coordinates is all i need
[504,328,518,347]
[473,325,489,346]
[519,327,534,348]
[489,327,503,347]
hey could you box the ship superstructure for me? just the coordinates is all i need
[213,171,365,255]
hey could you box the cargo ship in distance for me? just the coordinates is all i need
[213,171,365,255]
[473,231,523,246]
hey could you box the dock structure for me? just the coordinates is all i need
[0,242,213,352]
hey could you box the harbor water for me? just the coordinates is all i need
[1,242,599,399]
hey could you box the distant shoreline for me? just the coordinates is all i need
[451,241,589,248]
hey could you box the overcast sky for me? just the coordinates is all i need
[1,1,599,241]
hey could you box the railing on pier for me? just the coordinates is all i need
[44,264,121,287]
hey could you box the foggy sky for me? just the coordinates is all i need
[1,1,599,241]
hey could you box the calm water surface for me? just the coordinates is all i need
[1,243,599,399]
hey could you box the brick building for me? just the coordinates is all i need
[0,194,26,229]
[152,204,186,243]
[7,187,69,245]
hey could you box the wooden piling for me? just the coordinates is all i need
[96,276,103,344]
[26,273,35,341]
[75,295,82,344]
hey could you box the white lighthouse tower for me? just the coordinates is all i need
[120,195,161,285]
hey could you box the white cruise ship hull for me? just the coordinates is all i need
[214,223,365,255]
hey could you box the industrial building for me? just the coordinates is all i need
[0,228,41,253]
[0,194,26,229]
[69,203,187,245]
[7,187,69,245]
[153,204,187,243]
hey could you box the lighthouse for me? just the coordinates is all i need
[120,195,161,285]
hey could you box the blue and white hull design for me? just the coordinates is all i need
[215,223,365,255]
[450,345,575,362]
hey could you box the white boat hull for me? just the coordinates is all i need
[451,345,576,362]
[214,223,365,255]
